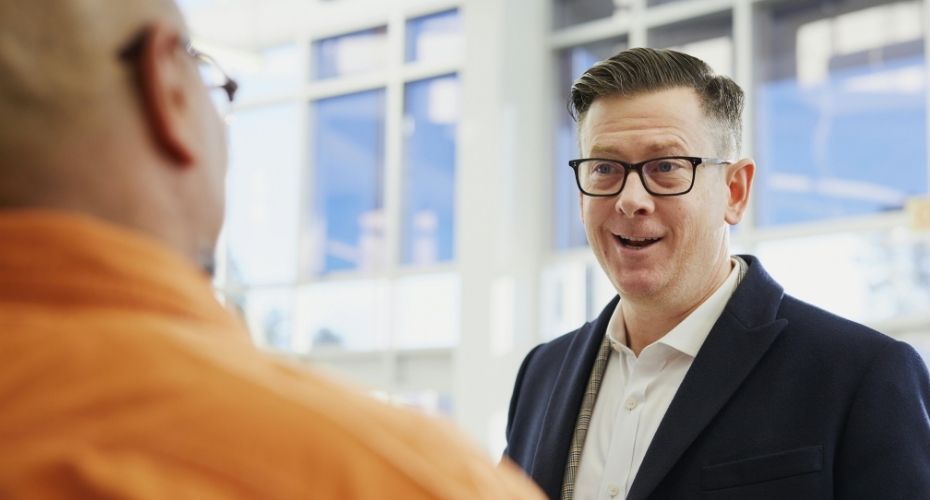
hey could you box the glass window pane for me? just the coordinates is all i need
[755,0,927,226]
[392,273,460,349]
[647,12,733,78]
[405,9,463,64]
[554,38,627,250]
[553,0,623,30]
[230,44,303,102]
[294,279,389,352]
[313,27,388,80]
[225,104,301,286]
[235,287,296,352]
[540,261,589,340]
[305,89,386,276]
[402,75,459,265]
[755,228,930,325]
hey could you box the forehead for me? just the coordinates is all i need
[579,87,714,158]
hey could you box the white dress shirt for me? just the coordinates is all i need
[573,259,742,500]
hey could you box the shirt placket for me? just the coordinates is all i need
[600,347,665,499]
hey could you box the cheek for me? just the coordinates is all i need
[581,199,612,230]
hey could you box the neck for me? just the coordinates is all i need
[621,256,733,356]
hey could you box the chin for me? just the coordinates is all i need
[611,271,665,300]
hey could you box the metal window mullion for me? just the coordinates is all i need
[384,11,406,356]
[401,0,459,20]
[294,33,314,352]
[642,0,733,29]
[401,61,462,82]
[749,212,907,244]
[924,0,930,196]
[550,15,632,49]
[733,0,757,253]
[629,0,648,48]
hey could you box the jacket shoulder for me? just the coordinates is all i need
[775,294,900,368]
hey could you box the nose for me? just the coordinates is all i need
[614,171,655,217]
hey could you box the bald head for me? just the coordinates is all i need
[0,0,230,275]
[0,0,182,158]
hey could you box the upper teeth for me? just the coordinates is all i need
[622,236,658,241]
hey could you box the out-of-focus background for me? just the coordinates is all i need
[179,0,930,456]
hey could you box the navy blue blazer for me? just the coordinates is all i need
[504,255,930,500]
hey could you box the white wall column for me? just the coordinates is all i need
[456,0,551,454]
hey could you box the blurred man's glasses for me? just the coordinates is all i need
[569,156,730,197]
[119,30,238,115]
[184,41,238,114]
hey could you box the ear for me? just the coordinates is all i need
[723,158,755,225]
[137,22,196,167]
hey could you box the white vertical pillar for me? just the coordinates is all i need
[456,0,551,454]
[733,0,757,248]
[629,0,648,47]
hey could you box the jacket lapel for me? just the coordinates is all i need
[530,296,619,498]
[627,256,788,500]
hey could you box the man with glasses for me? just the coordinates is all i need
[504,47,930,500]
[0,1,543,498]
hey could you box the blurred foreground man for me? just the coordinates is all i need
[0,1,542,498]
[504,48,930,500]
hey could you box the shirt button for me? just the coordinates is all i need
[607,484,621,497]
[624,396,639,410]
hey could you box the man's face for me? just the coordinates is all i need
[185,51,230,271]
[578,87,734,304]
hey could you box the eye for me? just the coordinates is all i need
[647,158,688,175]
[655,161,676,173]
[592,162,620,175]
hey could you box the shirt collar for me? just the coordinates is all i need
[606,258,743,358]
[0,209,244,335]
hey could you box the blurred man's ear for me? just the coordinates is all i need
[136,23,196,167]
[724,159,754,225]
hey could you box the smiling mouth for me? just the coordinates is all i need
[615,234,662,249]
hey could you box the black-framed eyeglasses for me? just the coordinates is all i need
[569,156,731,197]
[119,29,238,107]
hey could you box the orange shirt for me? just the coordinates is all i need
[0,210,542,500]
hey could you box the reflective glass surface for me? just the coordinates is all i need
[402,75,459,265]
[294,279,390,352]
[540,260,616,340]
[306,89,386,276]
[554,38,627,250]
[406,9,463,63]
[225,104,302,286]
[313,27,388,80]
[755,0,927,226]
[756,229,930,324]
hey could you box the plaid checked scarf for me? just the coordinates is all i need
[560,333,612,500]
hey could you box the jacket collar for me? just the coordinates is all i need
[527,255,787,500]
[627,254,788,500]
[529,295,619,498]
[0,209,243,335]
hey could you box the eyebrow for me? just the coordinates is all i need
[588,140,688,159]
